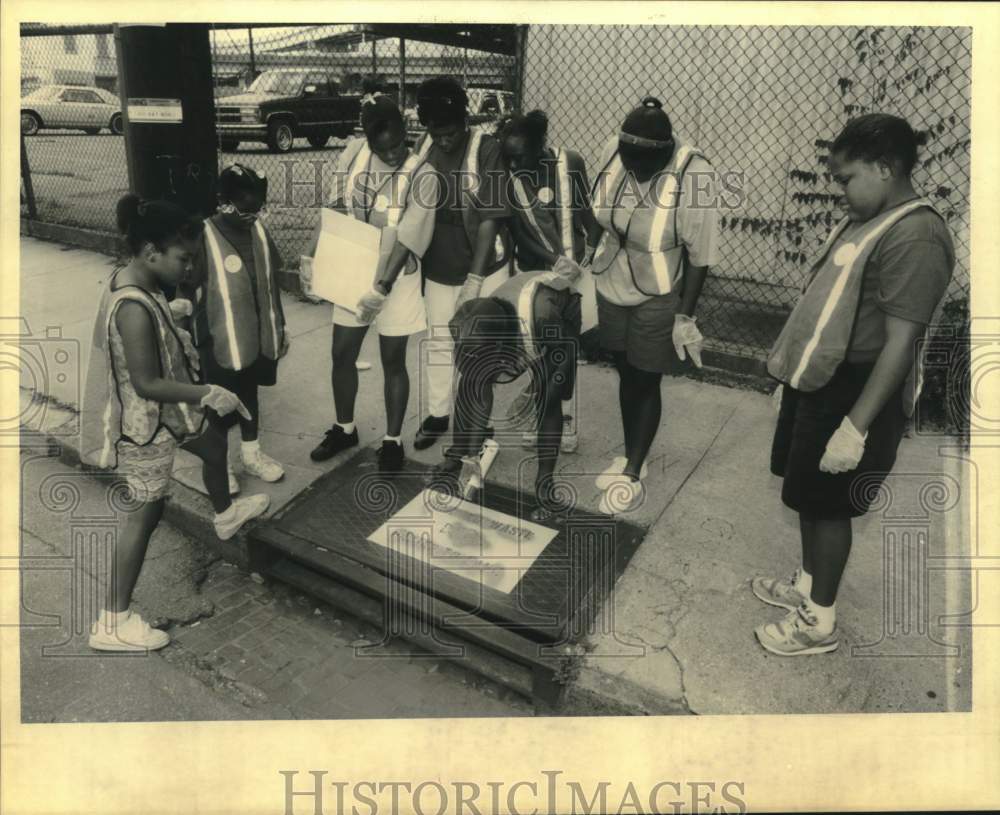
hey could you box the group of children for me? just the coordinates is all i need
[81,74,954,658]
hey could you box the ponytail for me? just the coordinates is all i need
[116,193,203,256]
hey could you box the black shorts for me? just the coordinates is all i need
[771,362,906,520]
[199,343,278,390]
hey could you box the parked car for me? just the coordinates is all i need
[403,88,515,143]
[215,68,362,154]
[21,85,123,136]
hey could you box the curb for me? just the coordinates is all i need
[19,394,691,716]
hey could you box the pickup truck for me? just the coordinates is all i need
[215,68,362,154]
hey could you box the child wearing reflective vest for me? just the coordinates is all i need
[409,76,513,453]
[80,195,270,652]
[300,96,440,473]
[181,164,289,492]
[755,114,954,656]
[497,109,602,456]
[428,265,583,522]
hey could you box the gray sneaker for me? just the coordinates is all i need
[752,568,807,611]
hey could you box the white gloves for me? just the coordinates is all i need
[672,314,704,368]
[772,384,784,415]
[455,273,485,310]
[819,416,867,474]
[356,287,388,324]
[168,298,193,320]
[200,384,252,420]
[553,255,583,284]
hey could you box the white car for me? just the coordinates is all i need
[21,85,123,136]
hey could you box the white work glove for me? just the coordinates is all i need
[200,384,252,421]
[455,273,485,310]
[582,244,596,268]
[553,255,583,284]
[772,383,784,415]
[356,286,388,324]
[819,416,867,474]
[279,331,291,358]
[168,298,193,320]
[672,313,704,368]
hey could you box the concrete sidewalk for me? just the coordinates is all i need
[17,235,972,715]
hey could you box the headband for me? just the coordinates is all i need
[618,131,672,149]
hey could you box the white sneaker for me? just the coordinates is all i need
[595,456,648,490]
[241,448,285,482]
[598,478,645,515]
[214,494,271,540]
[89,610,170,652]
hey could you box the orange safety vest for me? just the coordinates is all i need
[81,283,204,469]
[767,198,940,415]
[491,269,578,364]
[415,128,512,275]
[590,138,703,296]
[340,137,428,276]
[200,218,284,372]
[509,147,585,263]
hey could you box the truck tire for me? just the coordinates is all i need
[219,139,241,152]
[307,132,330,149]
[21,112,41,136]
[267,119,295,153]
[334,125,354,139]
[110,113,124,135]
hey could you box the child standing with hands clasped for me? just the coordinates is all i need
[81,195,270,652]
[182,164,289,492]
[757,114,954,655]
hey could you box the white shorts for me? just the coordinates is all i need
[332,267,426,336]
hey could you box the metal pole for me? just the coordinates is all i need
[371,36,377,81]
[514,25,528,113]
[20,131,38,220]
[247,26,256,83]
[114,24,218,217]
[398,37,406,105]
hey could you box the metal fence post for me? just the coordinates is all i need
[398,37,406,105]
[20,131,38,220]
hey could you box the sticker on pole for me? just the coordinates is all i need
[127,98,183,124]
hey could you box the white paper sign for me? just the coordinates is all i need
[367,489,558,595]
[126,97,183,123]
[311,208,382,313]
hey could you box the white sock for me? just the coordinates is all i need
[804,597,836,634]
[794,568,813,597]
[337,421,355,434]
[99,608,130,627]
[241,439,260,458]
[383,434,401,444]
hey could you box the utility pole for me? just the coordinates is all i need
[248,26,256,83]
[114,23,218,218]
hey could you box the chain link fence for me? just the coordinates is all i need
[522,25,971,359]
[21,23,971,371]
[20,25,126,234]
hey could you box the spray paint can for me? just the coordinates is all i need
[464,438,500,497]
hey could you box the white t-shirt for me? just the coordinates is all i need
[594,143,721,306]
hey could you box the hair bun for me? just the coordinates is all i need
[641,96,663,109]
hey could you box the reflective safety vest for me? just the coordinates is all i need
[340,137,428,276]
[416,128,511,275]
[767,198,938,412]
[509,147,584,263]
[491,270,577,364]
[590,138,703,296]
[81,283,204,469]
[200,218,284,372]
